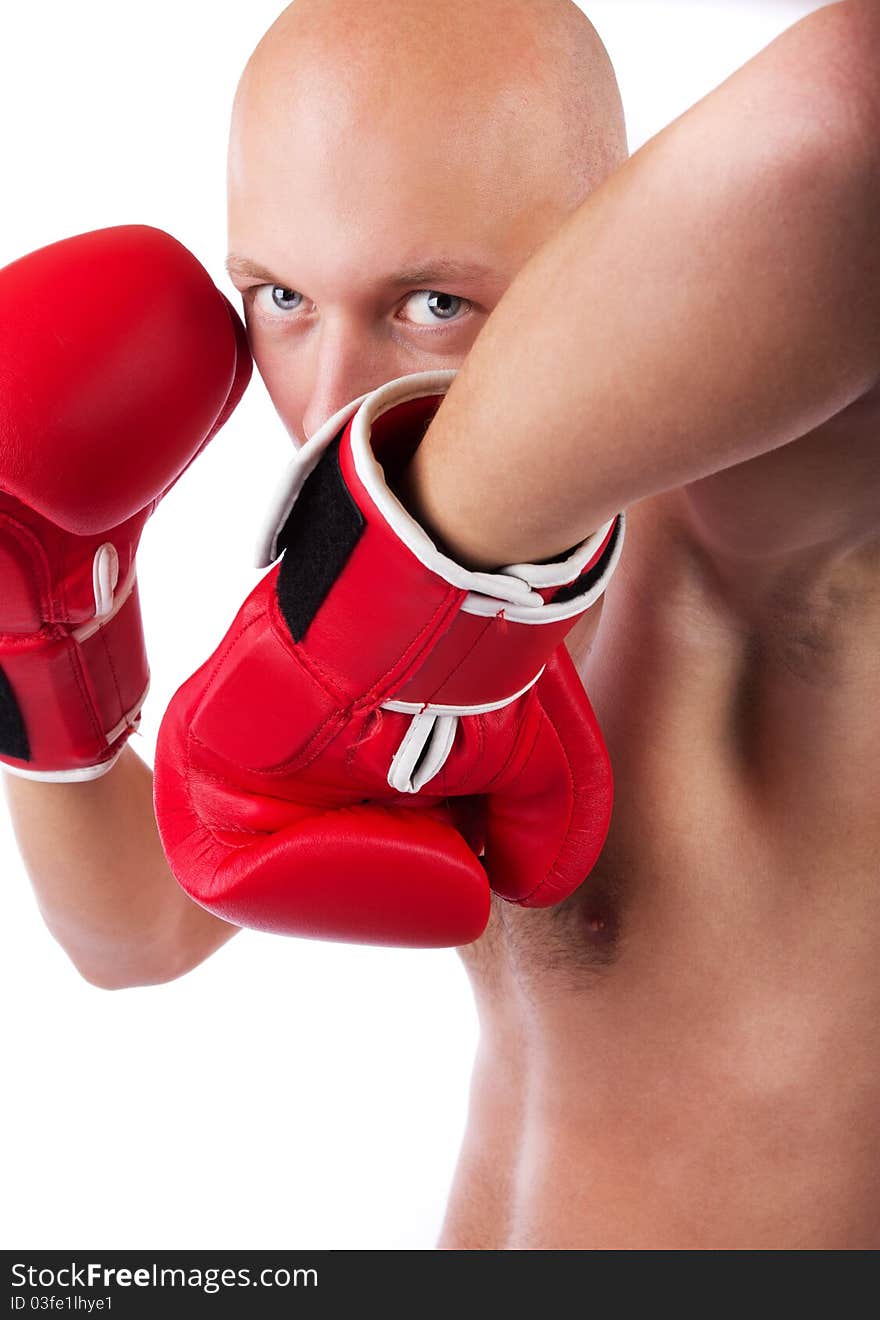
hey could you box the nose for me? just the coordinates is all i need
[300,318,391,443]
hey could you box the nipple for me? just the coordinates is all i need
[576,885,621,960]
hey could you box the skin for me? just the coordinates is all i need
[4,0,625,993]
[226,0,626,443]
[222,0,880,1249]
[7,0,877,1249]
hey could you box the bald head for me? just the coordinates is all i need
[226,0,626,443]
[231,0,626,218]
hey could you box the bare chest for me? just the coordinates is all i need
[461,495,880,1003]
[443,504,880,1249]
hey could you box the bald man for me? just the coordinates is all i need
[5,0,879,1249]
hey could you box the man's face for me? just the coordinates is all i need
[226,60,574,444]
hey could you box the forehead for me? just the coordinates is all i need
[227,62,570,282]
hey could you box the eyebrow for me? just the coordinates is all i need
[224,253,497,288]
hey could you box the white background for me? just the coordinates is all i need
[0,0,829,1250]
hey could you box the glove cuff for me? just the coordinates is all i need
[256,369,623,718]
[257,370,623,604]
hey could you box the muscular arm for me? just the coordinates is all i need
[2,745,239,990]
[400,0,880,570]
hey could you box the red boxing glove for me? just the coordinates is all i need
[154,371,624,947]
[0,226,251,780]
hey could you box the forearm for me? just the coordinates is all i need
[2,743,238,988]
[400,0,880,570]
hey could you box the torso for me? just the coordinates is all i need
[439,453,880,1248]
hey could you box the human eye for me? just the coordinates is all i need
[250,284,309,317]
[398,290,472,327]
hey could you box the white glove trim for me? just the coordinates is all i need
[255,369,625,618]
[387,710,459,794]
[381,664,545,718]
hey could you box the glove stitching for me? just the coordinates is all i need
[472,692,535,796]
[187,600,351,780]
[0,510,109,758]
[0,508,54,620]
[350,586,465,712]
[416,611,498,707]
[343,707,386,773]
[178,691,238,863]
[63,634,107,750]
[195,616,263,699]
[437,693,487,795]
[272,568,468,716]
[95,621,126,726]
[272,581,464,716]
[268,587,350,704]
[179,695,265,857]
[175,584,472,858]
